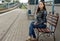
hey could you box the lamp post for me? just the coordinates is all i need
[50,0,54,32]
[52,0,54,14]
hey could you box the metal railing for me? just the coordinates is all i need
[0,2,19,9]
[0,2,19,13]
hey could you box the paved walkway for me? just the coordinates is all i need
[0,8,29,41]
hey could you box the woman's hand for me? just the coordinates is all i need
[44,23,47,25]
[34,21,38,25]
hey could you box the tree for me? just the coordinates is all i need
[5,0,11,2]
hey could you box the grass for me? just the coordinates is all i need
[20,4,27,9]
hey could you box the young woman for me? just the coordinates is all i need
[26,1,47,41]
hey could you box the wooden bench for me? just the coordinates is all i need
[34,13,59,41]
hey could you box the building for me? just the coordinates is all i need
[28,0,38,5]
[28,0,60,5]
[55,0,60,4]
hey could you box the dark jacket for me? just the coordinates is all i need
[36,10,47,24]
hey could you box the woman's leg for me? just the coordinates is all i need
[29,22,36,38]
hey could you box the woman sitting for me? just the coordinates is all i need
[26,1,47,41]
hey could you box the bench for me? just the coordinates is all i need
[34,13,59,41]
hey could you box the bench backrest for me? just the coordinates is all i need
[47,13,59,31]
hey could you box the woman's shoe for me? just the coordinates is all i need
[31,38,37,41]
[26,36,32,41]
[26,36,37,41]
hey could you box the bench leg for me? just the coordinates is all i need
[34,29,39,41]
[37,32,39,41]
[53,33,56,41]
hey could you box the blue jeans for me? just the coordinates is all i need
[29,22,46,38]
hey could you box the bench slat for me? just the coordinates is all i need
[47,14,59,28]
[47,14,59,18]
[47,18,57,23]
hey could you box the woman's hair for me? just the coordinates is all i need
[36,1,46,13]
